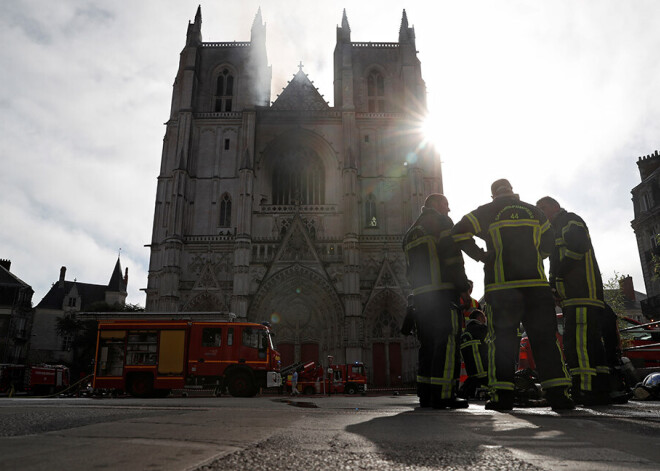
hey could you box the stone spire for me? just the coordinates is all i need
[398,9,415,44]
[251,7,266,42]
[186,5,202,46]
[337,9,351,42]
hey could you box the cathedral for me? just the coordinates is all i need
[145,7,443,386]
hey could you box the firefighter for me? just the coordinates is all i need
[536,196,612,406]
[459,280,481,326]
[458,309,488,399]
[451,179,573,411]
[403,193,471,409]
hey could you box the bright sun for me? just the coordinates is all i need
[420,112,442,149]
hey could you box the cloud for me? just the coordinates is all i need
[1,0,659,309]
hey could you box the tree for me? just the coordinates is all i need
[603,271,626,317]
[56,302,144,379]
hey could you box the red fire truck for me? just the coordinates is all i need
[0,364,70,395]
[92,317,281,397]
[286,361,367,395]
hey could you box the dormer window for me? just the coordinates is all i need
[215,68,234,112]
[367,71,385,112]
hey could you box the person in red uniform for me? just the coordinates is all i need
[459,280,481,326]
[451,179,573,411]
[536,196,612,405]
[403,193,471,409]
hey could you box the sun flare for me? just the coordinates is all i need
[420,112,442,149]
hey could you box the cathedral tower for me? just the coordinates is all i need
[146,8,442,387]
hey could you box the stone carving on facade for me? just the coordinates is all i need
[182,291,227,312]
[360,255,379,280]
[326,266,343,288]
[193,263,220,290]
[188,252,233,280]
[249,266,267,292]
[363,288,406,341]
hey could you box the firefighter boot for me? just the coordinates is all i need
[418,383,432,408]
[485,389,514,411]
[546,387,575,411]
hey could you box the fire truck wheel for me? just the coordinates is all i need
[303,386,315,395]
[346,384,357,395]
[127,373,154,397]
[227,371,256,397]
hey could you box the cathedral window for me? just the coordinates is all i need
[61,334,73,351]
[365,193,378,227]
[367,70,385,112]
[219,193,232,227]
[214,68,235,112]
[272,148,325,205]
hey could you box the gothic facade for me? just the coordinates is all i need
[145,7,443,386]
[631,149,660,319]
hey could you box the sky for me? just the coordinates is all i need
[1,0,659,307]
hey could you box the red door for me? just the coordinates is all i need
[372,342,386,387]
[388,342,402,386]
[301,343,319,364]
[278,343,294,368]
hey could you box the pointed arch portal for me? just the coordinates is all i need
[363,288,413,387]
[248,265,343,368]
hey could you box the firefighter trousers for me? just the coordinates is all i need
[485,286,571,393]
[414,290,462,402]
[563,305,610,393]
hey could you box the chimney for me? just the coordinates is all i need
[59,266,66,288]
[0,259,10,271]
[619,275,635,302]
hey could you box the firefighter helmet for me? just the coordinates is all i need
[633,372,660,400]
[642,372,660,391]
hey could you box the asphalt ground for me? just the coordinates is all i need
[1,393,658,470]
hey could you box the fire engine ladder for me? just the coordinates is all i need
[280,362,305,377]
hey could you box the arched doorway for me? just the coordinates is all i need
[249,264,343,368]
[364,289,414,388]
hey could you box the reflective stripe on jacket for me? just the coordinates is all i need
[403,207,469,295]
[549,209,604,308]
[451,196,554,293]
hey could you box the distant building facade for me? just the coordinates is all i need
[618,275,647,323]
[30,259,127,365]
[0,260,34,364]
[631,150,660,319]
[145,8,442,386]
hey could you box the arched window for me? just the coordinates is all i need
[272,148,325,205]
[215,68,235,112]
[367,70,385,112]
[219,193,231,227]
[365,193,377,227]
